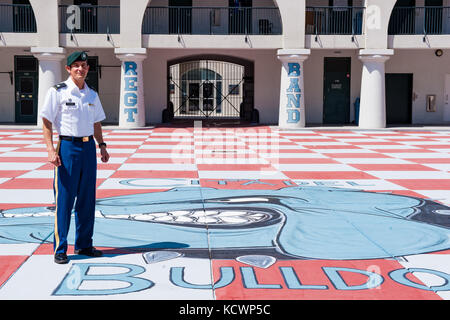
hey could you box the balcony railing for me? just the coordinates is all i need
[59,5,120,34]
[0,4,36,33]
[306,6,365,35]
[389,6,450,35]
[142,6,282,35]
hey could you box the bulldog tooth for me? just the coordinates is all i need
[203,210,219,216]
[197,217,219,224]
[134,214,156,221]
[174,216,194,223]
[154,216,174,222]
[219,211,248,217]
[168,211,191,216]
[220,216,248,224]
[149,213,168,218]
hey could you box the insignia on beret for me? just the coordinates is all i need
[53,83,67,90]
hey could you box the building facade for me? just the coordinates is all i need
[0,0,449,128]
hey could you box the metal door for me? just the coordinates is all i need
[443,74,450,121]
[323,57,351,124]
[14,56,38,124]
[385,73,413,125]
[85,56,99,92]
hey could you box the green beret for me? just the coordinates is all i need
[66,51,88,66]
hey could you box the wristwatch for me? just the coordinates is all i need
[99,142,107,148]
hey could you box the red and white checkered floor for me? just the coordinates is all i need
[0,126,450,300]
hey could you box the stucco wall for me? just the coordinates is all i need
[386,49,450,124]
[0,48,17,123]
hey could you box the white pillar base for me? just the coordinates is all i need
[115,48,147,128]
[31,47,66,127]
[277,49,310,129]
[358,49,394,129]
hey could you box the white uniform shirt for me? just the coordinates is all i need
[39,77,106,137]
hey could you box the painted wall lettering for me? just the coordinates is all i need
[286,63,301,124]
[123,61,138,123]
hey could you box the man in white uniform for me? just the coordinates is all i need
[40,51,110,264]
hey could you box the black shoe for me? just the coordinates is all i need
[54,253,68,264]
[74,247,103,257]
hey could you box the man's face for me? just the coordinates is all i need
[65,61,89,82]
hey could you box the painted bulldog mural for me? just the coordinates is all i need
[1,186,450,262]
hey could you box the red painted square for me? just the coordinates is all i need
[212,259,442,300]
[0,171,28,178]
[324,153,392,159]
[408,158,450,164]
[96,188,170,199]
[0,256,28,287]
[197,164,277,171]
[283,171,377,180]
[388,179,450,190]
[349,164,437,171]
[0,157,47,163]
[0,178,53,189]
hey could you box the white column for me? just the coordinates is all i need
[277,49,310,129]
[115,48,147,128]
[31,47,66,127]
[358,49,394,129]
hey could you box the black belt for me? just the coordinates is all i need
[59,135,93,142]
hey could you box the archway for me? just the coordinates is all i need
[164,55,257,123]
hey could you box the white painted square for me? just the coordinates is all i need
[0,163,44,170]
[0,189,54,204]
[0,243,39,256]
[118,163,197,171]
[278,164,358,171]
[400,254,450,300]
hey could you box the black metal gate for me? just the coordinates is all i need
[168,60,245,119]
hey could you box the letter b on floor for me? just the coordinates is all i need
[53,263,154,296]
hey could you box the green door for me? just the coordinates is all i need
[85,56,99,92]
[14,56,38,124]
[323,57,351,124]
[385,73,413,125]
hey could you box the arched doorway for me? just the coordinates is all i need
[165,55,257,122]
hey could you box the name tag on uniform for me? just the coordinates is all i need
[88,103,95,107]
[66,102,76,106]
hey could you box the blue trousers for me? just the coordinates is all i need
[53,138,97,255]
